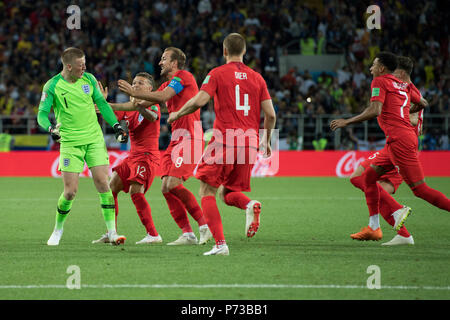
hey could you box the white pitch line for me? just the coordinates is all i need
[1,284,449,290]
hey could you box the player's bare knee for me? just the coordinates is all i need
[110,184,121,195]
[199,182,216,198]
[350,165,365,179]
[217,185,226,203]
[130,183,145,195]
[64,189,77,200]
[161,182,170,193]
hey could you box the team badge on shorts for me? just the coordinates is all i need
[82,84,90,94]
[63,158,70,167]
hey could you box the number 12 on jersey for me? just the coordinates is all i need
[235,85,250,116]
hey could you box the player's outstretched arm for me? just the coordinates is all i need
[118,79,175,104]
[260,99,276,157]
[87,74,119,128]
[330,101,382,131]
[97,80,135,111]
[410,97,429,113]
[167,90,211,124]
[136,104,159,122]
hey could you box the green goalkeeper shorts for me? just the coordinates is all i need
[59,141,109,173]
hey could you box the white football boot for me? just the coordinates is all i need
[198,225,213,245]
[108,231,126,246]
[203,244,229,256]
[47,229,63,246]
[245,200,261,238]
[392,206,412,231]
[382,235,414,246]
[92,233,110,244]
[167,232,198,245]
[136,234,163,244]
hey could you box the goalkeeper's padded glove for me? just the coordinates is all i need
[49,123,61,142]
[113,123,128,143]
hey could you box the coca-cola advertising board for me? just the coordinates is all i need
[0,151,449,177]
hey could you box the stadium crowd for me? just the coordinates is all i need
[0,0,449,150]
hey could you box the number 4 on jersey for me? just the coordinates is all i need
[235,85,250,116]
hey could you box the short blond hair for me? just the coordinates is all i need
[223,33,246,56]
[61,47,85,65]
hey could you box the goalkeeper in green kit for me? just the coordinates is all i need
[37,47,128,246]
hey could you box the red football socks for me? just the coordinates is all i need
[163,191,193,233]
[112,191,119,230]
[170,185,206,226]
[201,196,225,245]
[412,183,450,211]
[224,191,251,210]
[131,193,158,236]
[350,175,365,191]
[378,184,403,213]
[352,172,410,236]
[363,167,381,216]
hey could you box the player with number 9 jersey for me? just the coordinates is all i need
[159,70,204,181]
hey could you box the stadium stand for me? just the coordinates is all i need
[0,0,448,150]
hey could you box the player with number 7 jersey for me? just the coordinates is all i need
[331,52,450,235]
[370,73,416,143]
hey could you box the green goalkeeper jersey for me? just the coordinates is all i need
[38,72,118,146]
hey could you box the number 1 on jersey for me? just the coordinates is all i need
[235,85,250,116]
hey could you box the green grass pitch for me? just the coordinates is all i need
[1,176,449,300]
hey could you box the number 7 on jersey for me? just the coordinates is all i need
[235,85,250,116]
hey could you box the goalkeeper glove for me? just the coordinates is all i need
[49,123,61,142]
[113,123,128,143]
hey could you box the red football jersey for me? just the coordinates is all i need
[415,109,424,137]
[200,61,271,147]
[160,70,202,141]
[370,74,421,139]
[115,104,161,162]
[409,83,424,137]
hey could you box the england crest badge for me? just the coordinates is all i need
[82,84,90,94]
[63,158,70,167]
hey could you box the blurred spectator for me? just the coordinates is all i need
[287,130,299,150]
[201,102,215,131]
[0,131,13,151]
[312,133,328,151]
[422,128,438,150]
[159,124,170,150]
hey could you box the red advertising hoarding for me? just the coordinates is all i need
[0,150,449,177]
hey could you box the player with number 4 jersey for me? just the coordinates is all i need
[168,33,276,256]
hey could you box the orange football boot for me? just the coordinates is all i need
[350,226,382,241]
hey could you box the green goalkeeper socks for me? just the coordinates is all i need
[55,193,73,230]
[99,190,116,232]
